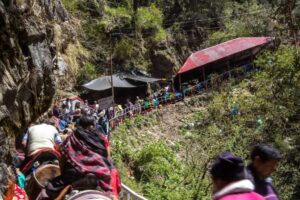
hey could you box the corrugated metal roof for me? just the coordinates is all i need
[177,37,274,74]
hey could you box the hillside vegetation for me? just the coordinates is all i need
[111,46,300,200]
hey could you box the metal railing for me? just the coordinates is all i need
[120,183,148,200]
[108,65,256,130]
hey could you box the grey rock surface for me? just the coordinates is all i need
[0,0,73,169]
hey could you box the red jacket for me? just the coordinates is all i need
[219,192,264,200]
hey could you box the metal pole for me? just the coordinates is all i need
[179,74,182,91]
[109,33,115,138]
[110,33,115,108]
[202,67,206,81]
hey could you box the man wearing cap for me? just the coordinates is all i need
[247,144,281,200]
[210,152,264,200]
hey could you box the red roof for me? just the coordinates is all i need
[177,37,274,74]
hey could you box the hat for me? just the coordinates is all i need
[210,152,245,182]
[117,105,123,110]
[98,110,106,117]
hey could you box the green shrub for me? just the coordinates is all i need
[76,62,97,85]
[136,4,163,30]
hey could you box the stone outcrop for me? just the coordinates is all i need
[0,0,75,165]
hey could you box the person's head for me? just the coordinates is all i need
[210,153,246,192]
[78,116,96,129]
[250,144,281,178]
[63,128,73,135]
[47,111,54,118]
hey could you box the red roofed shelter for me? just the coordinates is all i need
[175,37,275,89]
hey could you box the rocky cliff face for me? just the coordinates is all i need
[63,0,225,82]
[0,0,75,164]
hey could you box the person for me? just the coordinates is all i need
[47,111,64,131]
[210,152,264,200]
[143,98,150,111]
[247,144,282,200]
[0,163,28,200]
[22,120,62,158]
[60,128,73,141]
[134,96,142,114]
[94,100,99,112]
[125,99,134,116]
[38,116,120,199]
[98,110,109,136]
[52,103,60,118]
[153,96,159,109]
[195,80,203,93]
[62,98,72,118]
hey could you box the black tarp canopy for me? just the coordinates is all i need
[123,74,161,83]
[83,73,161,91]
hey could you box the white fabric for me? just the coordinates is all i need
[213,179,254,200]
[71,100,81,113]
[27,124,58,156]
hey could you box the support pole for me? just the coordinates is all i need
[202,67,205,82]
[110,33,115,108]
[250,52,254,70]
[227,60,231,78]
[109,33,115,137]
[179,74,182,92]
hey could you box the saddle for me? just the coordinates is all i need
[33,164,61,188]
[55,174,111,200]
[27,164,61,199]
[22,148,61,176]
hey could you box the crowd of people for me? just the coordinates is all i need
[0,63,281,200]
[10,112,121,199]
[44,64,254,134]
[5,130,282,200]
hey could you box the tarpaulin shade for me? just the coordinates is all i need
[177,37,274,74]
[83,74,136,91]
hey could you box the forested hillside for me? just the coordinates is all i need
[60,0,300,84]
[111,46,300,200]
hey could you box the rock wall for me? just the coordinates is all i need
[0,0,75,165]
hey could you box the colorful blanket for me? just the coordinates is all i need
[61,128,112,193]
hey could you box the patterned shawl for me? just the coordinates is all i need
[61,127,112,193]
